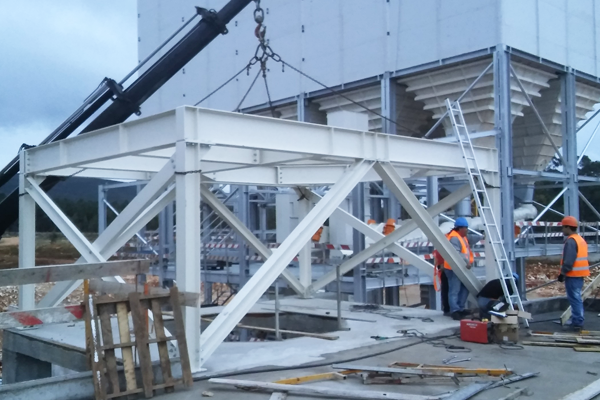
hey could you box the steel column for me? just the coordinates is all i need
[298,196,312,290]
[200,186,305,295]
[18,152,35,310]
[199,161,373,366]
[352,183,367,302]
[561,71,580,219]
[175,141,202,371]
[237,186,250,286]
[381,71,402,221]
[494,48,516,271]
[98,186,107,234]
[374,162,483,296]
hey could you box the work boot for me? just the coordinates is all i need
[451,312,464,321]
[459,309,472,316]
[443,311,451,317]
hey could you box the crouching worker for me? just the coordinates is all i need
[476,273,518,319]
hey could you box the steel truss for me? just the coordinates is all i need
[19,106,498,371]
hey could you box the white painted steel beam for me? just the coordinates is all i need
[175,140,202,371]
[374,162,483,295]
[200,186,305,295]
[38,159,176,308]
[24,107,497,181]
[307,183,472,294]
[297,196,312,290]
[26,177,106,264]
[18,152,35,310]
[199,161,373,366]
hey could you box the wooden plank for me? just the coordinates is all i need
[129,292,154,398]
[444,382,494,400]
[90,280,199,307]
[522,341,577,348]
[0,260,149,286]
[561,272,600,325]
[208,378,437,400]
[574,347,600,352]
[389,362,511,377]
[559,377,600,400]
[116,302,137,393]
[202,317,339,340]
[98,305,120,396]
[274,371,357,385]
[151,298,175,392]
[332,364,456,378]
[85,294,107,400]
[169,286,193,387]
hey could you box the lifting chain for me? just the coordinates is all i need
[248,0,281,77]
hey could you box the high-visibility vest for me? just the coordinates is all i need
[443,230,473,270]
[562,234,590,277]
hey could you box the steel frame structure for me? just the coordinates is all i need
[19,105,498,370]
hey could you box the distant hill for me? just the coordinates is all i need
[0,176,138,203]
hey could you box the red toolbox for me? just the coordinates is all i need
[460,320,492,344]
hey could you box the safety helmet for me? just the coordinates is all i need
[512,272,519,282]
[455,217,469,228]
[561,216,578,228]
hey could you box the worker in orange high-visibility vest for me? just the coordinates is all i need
[443,217,475,321]
[558,216,590,331]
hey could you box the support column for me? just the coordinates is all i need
[98,185,107,234]
[493,47,516,275]
[352,184,367,303]
[18,151,35,310]
[381,72,402,222]
[561,71,579,219]
[426,176,440,309]
[175,141,202,371]
[237,186,250,286]
[297,92,306,123]
[298,197,312,291]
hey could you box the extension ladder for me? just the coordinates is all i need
[445,99,528,328]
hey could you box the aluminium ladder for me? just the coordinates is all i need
[445,98,528,328]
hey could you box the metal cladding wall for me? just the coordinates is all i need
[137,0,600,115]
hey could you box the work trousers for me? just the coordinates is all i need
[445,269,468,314]
[565,276,585,327]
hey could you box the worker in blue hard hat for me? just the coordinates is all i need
[441,217,477,320]
[476,273,519,320]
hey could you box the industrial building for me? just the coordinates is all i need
[2,1,600,399]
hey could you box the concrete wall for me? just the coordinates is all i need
[137,0,600,117]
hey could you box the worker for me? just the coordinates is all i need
[383,218,395,236]
[558,216,590,331]
[476,273,518,319]
[443,217,476,320]
[433,249,450,316]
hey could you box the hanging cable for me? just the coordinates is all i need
[235,68,261,111]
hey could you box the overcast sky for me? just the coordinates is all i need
[0,1,137,167]
[0,1,599,171]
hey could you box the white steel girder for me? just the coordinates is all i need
[198,161,373,366]
[18,153,36,309]
[200,185,305,295]
[306,183,473,294]
[22,107,497,183]
[38,158,176,307]
[374,162,483,296]
[175,141,202,371]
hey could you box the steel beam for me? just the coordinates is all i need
[561,71,580,219]
[374,162,482,295]
[352,183,367,302]
[38,158,176,307]
[199,161,373,366]
[495,49,516,269]
[306,183,472,293]
[175,141,202,371]
[200,186,305,295]
[18,153,35,310]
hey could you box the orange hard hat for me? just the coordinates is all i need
[386,218,395,225]
[561,216,578,227]
[367,219,376,225]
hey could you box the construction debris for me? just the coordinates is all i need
[497,387,531,400]
[208,378,437,400]
[559,377,600,400]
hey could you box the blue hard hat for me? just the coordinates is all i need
[455,217,469,228]
[512,272,519,282]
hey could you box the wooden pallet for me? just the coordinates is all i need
[85,286,193,399]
